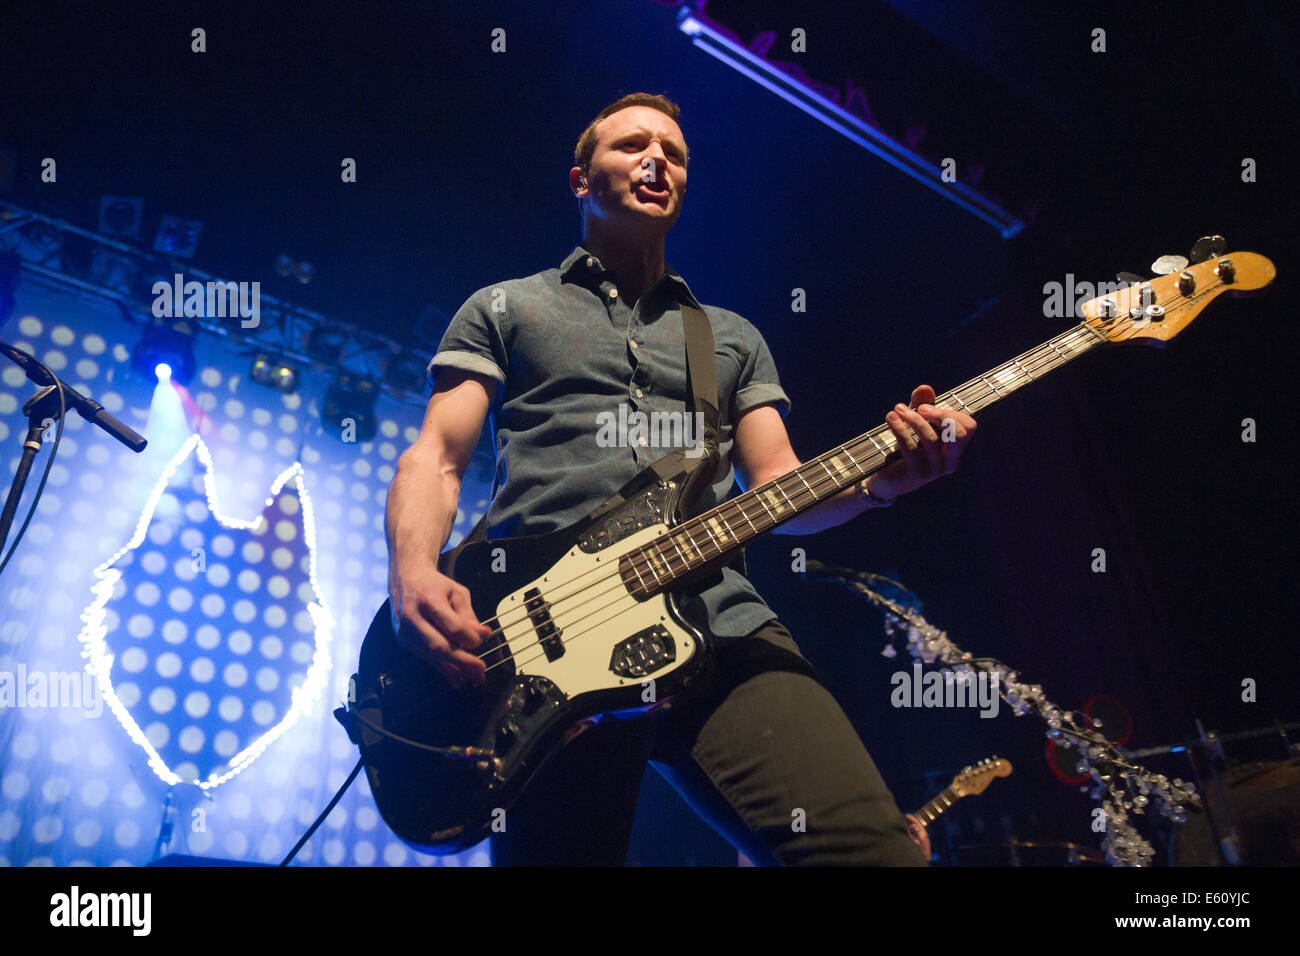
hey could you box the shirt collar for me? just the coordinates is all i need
[560,244,703,310]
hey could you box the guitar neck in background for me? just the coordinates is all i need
[913,787,963,826]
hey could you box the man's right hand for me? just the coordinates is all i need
[384,367,495,690]
[389,563,490,689]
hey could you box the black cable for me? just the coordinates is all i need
[348,706,490,758]
[278,756,364,866]
[0,350,65,579]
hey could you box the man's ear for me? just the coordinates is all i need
[570,167,588,198]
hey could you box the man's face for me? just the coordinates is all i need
[577,105,688,234]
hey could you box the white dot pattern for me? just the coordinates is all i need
[0,301,492,866]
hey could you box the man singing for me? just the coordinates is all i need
[385,92,975,865]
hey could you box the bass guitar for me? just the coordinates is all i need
[342,245,1274,854]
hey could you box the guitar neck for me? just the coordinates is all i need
[622,321,1107,597]
[913,787,963,826]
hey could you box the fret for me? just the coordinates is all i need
[1046,339,1070,362]
[772,480,798,510]
[677,531,702,563]
[1080,321,1108,343]
[992,365,1019,389]
[1013,359,1034,381]
[949,392,973,414]
[979,374,1003,397]
[840,446,862,474]
[754,491,778,522]
[666,535,688,569]
[705,514,730,546]
[643,547,666,585]
[731,499,760,534]
[627,555,649,594]
[815,458,839,490]
[794,470,819,501]
[866,432,889,458]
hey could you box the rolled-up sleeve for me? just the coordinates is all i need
[732,318,791,420]
[427,288,510,389]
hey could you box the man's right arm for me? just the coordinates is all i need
[385,368,495,687]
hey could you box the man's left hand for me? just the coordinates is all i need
[905,813,932,860]
[869,384,976,501]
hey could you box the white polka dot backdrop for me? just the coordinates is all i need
[1,292,491,866]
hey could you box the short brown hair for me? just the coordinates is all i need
[573,92,687,175]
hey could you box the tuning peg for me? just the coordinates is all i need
[1151,254,1189,275]
[1189,235,1226,264]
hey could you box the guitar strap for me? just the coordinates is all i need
[458,298,724,547]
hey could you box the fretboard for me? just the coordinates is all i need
[914,787,962,826]
[620,321,1106,598]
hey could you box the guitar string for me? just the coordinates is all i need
[553,280,1215,616]
[447,288,1210,673]
[464,311,1160,675]
[457,321,1105,654]
[458,303,1179,675]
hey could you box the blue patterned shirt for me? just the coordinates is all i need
[428,245,791,639]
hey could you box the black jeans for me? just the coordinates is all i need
[489,619,926,866]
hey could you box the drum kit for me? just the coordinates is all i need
[941,721,1300,867]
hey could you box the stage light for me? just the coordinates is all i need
[675,8,1024,238]
[305,325,348,365]
[155,362,172,381]
[152,215,204,259]
[250,353,299,393]
[273,252,314,284]
[98,196,144,239]
[382,348,430,395]
[132,320,196,386]
[321,371,378,442]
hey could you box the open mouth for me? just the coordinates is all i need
[636,181,670,204]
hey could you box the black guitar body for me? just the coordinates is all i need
[346,464,717,854]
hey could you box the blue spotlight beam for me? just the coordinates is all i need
[677,10,1025,239]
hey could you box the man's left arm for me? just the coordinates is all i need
[732,384,977,535]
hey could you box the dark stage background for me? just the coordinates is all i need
[1,0,1296,866]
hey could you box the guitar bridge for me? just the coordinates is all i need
[609,625,676,678]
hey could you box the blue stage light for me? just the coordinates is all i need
[131,320,196,385]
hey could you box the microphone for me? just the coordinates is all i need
[0,340,147,452]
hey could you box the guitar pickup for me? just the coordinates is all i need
[523,587,564,662]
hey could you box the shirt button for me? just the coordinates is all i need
[585,256,595,268]
[635,388,644,398]
[629,338,638,349]
[638,436,647,446]
[609,287,618,299]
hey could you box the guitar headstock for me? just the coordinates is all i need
[1082,250,1275,347]
[949,757,1013,798]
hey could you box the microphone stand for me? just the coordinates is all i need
[0,337,147,555]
